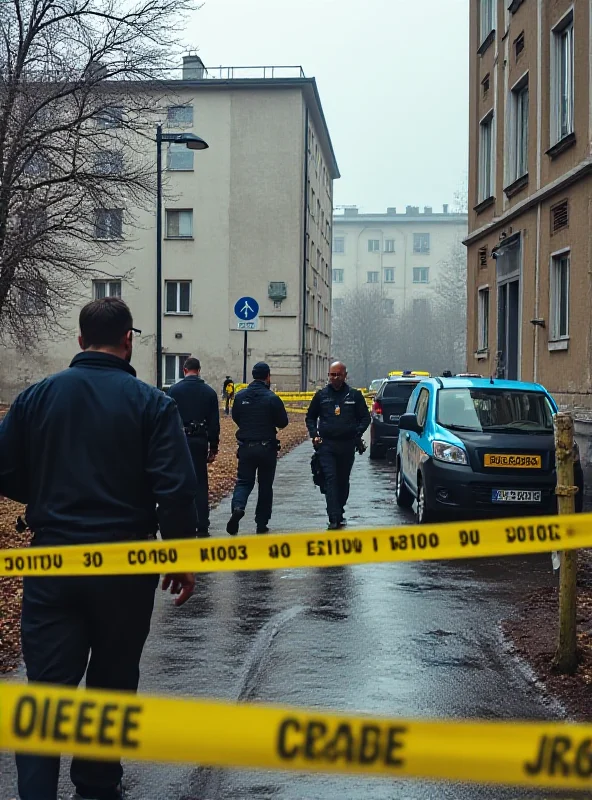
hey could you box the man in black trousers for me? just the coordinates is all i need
[168,357,220,536]
[0,297,197,800]
[227,362,288,535]
[306,361,370,529]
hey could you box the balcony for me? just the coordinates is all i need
[200,66,306,81]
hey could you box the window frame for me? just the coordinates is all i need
[549,248,570,342]
[165,280,192,315]
[96,106,123,129]
[477,285,490,351]
[415,388,430,427]
[478,111,495,202]
[507,75,529,185]
[18,278,47,316]
[551,10,574,146]
[412,267,430,284]
[367,271,379,284]
[165,209,193,239]
[367,239,380,253]
[383,298,395,316]
[163,354,191,386]
[384,268,395,283]
[166,105,194,127]
[384,238,395,253]
[93,279,122,300]
[167,142,194,171]
[332,268,344,284]
[413,233,430,254]
[94,208,123,240]
[333,236,345,254]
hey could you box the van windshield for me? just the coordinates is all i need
[436,389,554,434]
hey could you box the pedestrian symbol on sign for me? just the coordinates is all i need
[234,297,259,321]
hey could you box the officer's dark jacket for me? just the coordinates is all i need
[167,375,220,450]
[306,382,370,441]
[232,380,289,442]
[0,351,198,545]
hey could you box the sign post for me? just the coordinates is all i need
[234,296,259,383]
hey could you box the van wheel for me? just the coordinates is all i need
[416,477,436,524]
[395,460,414,508]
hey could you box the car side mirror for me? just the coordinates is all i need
[399,413,422,435]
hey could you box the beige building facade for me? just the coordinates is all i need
[466,0,592,406]
[0,60,339,400]
[331,206,467,314]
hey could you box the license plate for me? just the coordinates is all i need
[484,454,542,468]
[492,489,542,503]
[390,415,400,422]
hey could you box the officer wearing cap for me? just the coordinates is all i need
[306,360,370,529]
[227,362,289,535]
[168,356,220,537]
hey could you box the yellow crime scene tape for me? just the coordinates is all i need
[0,513,586,578]
[1,682,592,789]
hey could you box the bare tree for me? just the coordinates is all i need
[0,0,196,343]
[331,287,397,388]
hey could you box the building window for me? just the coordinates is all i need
[368,239,380,253]
[96,107,123,128]
[94,208,123,239]
[413,298,429,315]
[514,31,525,60]
[166,209,193,238]
[551,14,574,145]
[478,246,488,268]
[167,106,193,126]
[550,252,570,340]
[551,199,569,234]
[332,269,344,283]
[164,354,190,386]
[413,267,429,284]
[165,280,191,314]
[384,238,395,253]
[367,271,379,283]
[413,233,430,254]
[480,0,495,45]
[478,113,494,201]
[482,73,490,97]
[93,150,123,175]
[510,81,529,181]
[477,287,489,350]
[383,298,395,316]
[19,278,47,315]
[333,236,345,254]
[384,268,395,283]
[333,298,343,312]
[167,142,194,171]
[93,280,121,299]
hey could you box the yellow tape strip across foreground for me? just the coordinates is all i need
[1,682,591,789]
[0,513,586,577]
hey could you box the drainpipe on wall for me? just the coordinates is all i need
[533,0,543,383]
[301,108,309,391]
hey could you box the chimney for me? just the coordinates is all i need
[344,207,359,217]
[183,55,206,80]
[386,207,397,215]
[424,206,432,215]
[443,203,449,214]
[406,205,419,215]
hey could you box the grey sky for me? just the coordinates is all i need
[189,0,469,214]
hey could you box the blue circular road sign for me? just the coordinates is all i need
[234,296,259,321]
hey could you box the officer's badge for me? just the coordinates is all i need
[335,405,341,416]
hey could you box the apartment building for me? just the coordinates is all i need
[466,0,592,406]
[331,206,467,314]
[0,58,339,399]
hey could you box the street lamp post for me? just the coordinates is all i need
[155,125,208,389]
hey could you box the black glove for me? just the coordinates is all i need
[355,438,367,456]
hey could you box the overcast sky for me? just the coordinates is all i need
[188,0,469,214]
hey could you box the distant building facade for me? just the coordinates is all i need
[0,58,339,400]
[331,205,467,314]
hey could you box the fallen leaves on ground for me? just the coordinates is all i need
[0,411,308,674]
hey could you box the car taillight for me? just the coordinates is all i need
[372,400,383,417]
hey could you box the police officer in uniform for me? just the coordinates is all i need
[227,362,289,535]
[168,357,220,536]
[306,361,370,529]
[0,297,197,800]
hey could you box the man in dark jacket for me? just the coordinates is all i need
[306,361,370,529]
[168,356,220,536]
[226,362,288,535]
[0,298,197,800]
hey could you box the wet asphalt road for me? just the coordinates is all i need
[0,441,579,799]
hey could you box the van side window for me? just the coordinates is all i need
[415,388,430,427]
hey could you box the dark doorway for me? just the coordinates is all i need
[495,236,521,380]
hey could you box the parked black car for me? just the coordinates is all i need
[369,375,423,459]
